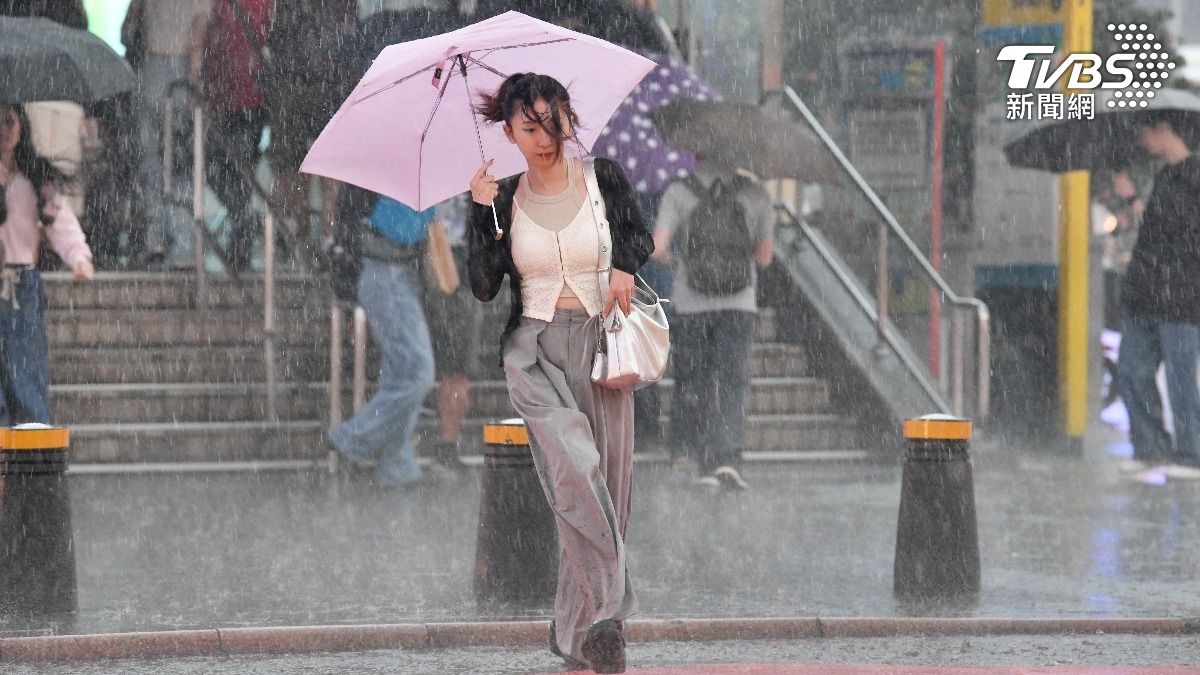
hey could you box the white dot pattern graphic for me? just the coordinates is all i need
[1104,22,1174,108]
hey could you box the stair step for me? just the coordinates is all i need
[66,414,857,463]
[44,272,322,310]
[52,376,832,425]
[52,382,327,425]
[46,308,327,348]
[50,346,329,384]
[68,421,327,463]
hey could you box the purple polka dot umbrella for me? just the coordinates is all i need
[593,50,720,194]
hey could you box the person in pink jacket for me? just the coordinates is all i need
[0,103,94,425]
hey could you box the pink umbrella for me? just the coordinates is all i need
[300,10,655,236]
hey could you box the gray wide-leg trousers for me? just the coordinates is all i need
[504,307,638,662]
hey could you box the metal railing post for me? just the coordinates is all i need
[263,211,277,421]
[192,106,207,309]
[328,302,343,474]
[952,308,966,416]
[353,306,367,414]
[976,307,991,419]
[874,221,890,355]
[162,103,174,206]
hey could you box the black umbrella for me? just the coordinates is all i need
[1003,88,1200,172]
[0,16,135,104]
[651,99,839,183]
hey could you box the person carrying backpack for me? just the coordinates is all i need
[651,160,775,491]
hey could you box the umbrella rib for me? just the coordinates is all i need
[460,56,489,164]
[463,54,508,80]
[486,37,573,51]
[417,58,459,209]
[351,39,570,105]
[352,66,437,105]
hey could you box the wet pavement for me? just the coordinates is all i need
[23,429,1196,638]
[10,634,1200,674]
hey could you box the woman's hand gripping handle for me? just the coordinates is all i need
[470,159,503,240]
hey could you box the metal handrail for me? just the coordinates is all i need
[327,301,368,474]
[775,203,950,412]
[162,79,283,420]
[768,86,990,419]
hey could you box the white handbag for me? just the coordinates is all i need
[581,157,670,391]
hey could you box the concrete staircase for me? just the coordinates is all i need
[45,273,863,465]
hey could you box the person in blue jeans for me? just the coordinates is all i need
[1112,112,1200,479]
[328,190,436,488]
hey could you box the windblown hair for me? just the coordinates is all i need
[0,104,73,226]
[473,73,583,161]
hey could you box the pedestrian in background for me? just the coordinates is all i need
[328,187,436,489]
[422,192,481,473]
[468,73,652,673]
[0,103,94,425]
[125,0,212,269]
[193,0,271,271]
[652,158,775,492]
[266,0,357,261]
[1113,112,1200,480]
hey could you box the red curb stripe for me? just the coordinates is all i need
[564,662,1200,667]
[625,618,822,642]
[426,621,546,649]
[218,624,430,654]
[0,617,1191,663]
[817,618,1188,638]
[0,629,219,661]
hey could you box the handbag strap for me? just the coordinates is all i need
[581,157,611,273]
[582,157,615,326]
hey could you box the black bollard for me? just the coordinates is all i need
[473,419,557,609]
[0,425,78,629]
[893,414,980,610]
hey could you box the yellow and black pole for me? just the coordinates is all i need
[893,414,979,610]
[1058,0,1093,452]
[0,424,77,627]
[473,418,557,610]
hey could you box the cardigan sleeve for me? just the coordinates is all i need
[595,158,653,274]
[467,177,518,302]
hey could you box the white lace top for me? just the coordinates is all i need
[510,184,610,321]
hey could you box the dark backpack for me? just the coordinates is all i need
[328,186,376,302]
[682,174,755,296]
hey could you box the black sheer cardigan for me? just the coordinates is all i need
[467,157,654,363]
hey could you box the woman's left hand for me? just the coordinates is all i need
[604,269,635,316]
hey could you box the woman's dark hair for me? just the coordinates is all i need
[0,104,73,226]
[474,73,582,161]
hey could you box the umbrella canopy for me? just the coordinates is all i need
[595,50,720,194]
[651,99,838,183]
[301,10,655,211]
[1003,88,1200,173]
[0,16,135,104]
[475,0,673,55]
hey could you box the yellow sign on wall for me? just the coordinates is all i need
[982,0,1068,27]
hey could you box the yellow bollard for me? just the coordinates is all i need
[473,419,557,609]
[0,424,77,628]
[893,414,980,612]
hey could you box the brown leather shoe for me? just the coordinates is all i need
[581,619,626,673]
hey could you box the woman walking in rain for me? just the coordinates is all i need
[468,73,652,674]
[0,103,94,425]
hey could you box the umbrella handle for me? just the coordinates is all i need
[491,201,503,240]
